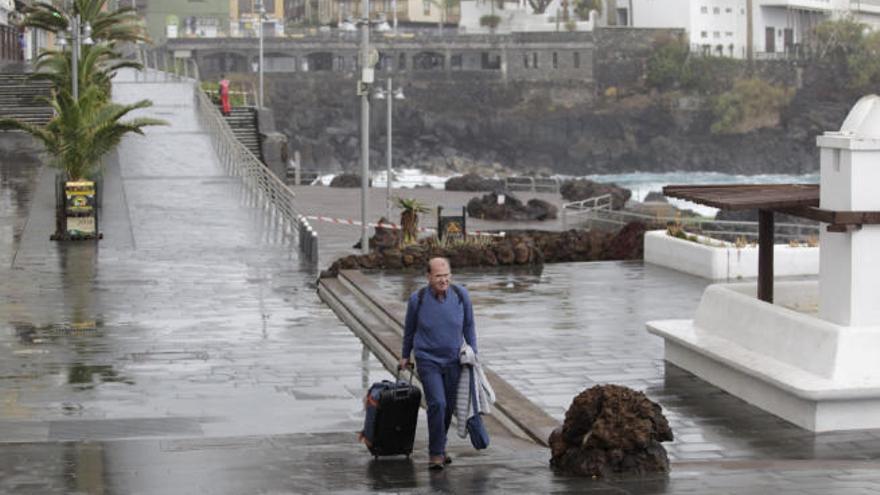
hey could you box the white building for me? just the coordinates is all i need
[629,0,880,59]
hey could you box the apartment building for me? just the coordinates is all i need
[630,0,880,58]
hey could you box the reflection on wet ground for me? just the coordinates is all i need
[371,264,880,464]
[1,71,879,493]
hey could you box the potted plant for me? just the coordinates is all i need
[395,197,431,246]
[0,86,165,239]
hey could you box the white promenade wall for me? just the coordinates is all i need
[643,230,818,280]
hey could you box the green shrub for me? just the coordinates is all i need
[573,0,601,21]
[645,35,689,91]
[480,14,501,28]
[711,79,792,134]
[847,30,880,92]
[680,56,742,94]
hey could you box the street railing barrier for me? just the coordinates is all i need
[193,87,319,263]
[133,53,319,264]
[504,176,560,194]
[583,208,820,242]
[561,193,612,228]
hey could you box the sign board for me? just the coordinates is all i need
[437,206,466,241]
[65,180,97,238]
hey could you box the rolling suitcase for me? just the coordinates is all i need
[360,366,422,458]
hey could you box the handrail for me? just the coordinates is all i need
[504,176,559,194]
[561,193,612,228]
[190,78,319,264]
[587,208,820,242]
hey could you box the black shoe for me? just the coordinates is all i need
[428,461,444,471]
[444,455,452,465]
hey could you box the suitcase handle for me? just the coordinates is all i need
[396,364,415,384]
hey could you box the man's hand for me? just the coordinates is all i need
[399,358,411,370]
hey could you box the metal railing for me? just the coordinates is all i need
[142,72,316,264]
[561,193,612,228]
[582,208,819,242]
[134,47,201,83]
[504,176,560,194]
[194,87,319,263]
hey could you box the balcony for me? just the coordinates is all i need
[757,0,832,11]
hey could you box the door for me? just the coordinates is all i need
[784,28,793,53]
[765,27,775,53]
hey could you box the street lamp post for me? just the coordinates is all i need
[59,13,93,100]
[256,0,265,108]
[375,79,405,222]
[358,0,373,254]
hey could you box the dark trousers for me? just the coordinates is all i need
[417,359,461,457]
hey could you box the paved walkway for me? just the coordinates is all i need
[0,70,879,492]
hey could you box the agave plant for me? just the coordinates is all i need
[0,85,166,181]
[395,197,432,245]
[20,0,148,44]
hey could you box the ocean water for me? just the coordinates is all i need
[322,169,820,217]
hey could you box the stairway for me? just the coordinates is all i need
[222,106,264,162]
[0,73,54,126]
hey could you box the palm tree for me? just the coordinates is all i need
[21,0,148,44]
[32,44,142,100]
[0,85,165,180]
[395,197,431,246]
[0,85,165,235]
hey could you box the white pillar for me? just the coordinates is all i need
[816,95,880,326]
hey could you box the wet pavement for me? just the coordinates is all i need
[0,70,879,492]
[371,265,880,465]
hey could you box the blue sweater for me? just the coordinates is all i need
[402,285,477,365]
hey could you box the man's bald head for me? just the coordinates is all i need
[426,257,451,295]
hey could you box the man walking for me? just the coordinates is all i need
[400,257,477,470]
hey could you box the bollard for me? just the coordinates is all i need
[310,231,319,263]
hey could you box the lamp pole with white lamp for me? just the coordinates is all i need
[256,0,265,108]
[357,0,374,254]
[374,79,405,221]
[58,13,94,100]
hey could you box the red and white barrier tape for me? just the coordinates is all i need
[303,215,505,237]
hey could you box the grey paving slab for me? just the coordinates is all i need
[2,69,880,492]
[369,265,880,465]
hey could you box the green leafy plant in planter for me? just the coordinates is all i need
[21,0,148,45]
[480,15,501,29]
[31,44,141,102]
[395,197,431,246]
[0,86,166,237]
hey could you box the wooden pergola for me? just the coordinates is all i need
[663,184,880,303]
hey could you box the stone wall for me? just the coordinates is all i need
[592,27,687,92]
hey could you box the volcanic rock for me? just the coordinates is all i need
[549,384,673,478]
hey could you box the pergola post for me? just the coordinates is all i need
[758,209,774,303]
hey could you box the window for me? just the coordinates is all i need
[573,52,580,68]
[552,52,558,69]
[523,53,529,68]
[725,31,733,37]
[701,31,707,38]
[713,7,720,14]
[701,6,708,13]
[532,52,538,68]
[398,53,406,70]
[423,0,430,15]
[713,31,720,38]
[725,7,732,13]
[451,54,463,70]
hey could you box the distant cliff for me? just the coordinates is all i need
[266,64,854,177]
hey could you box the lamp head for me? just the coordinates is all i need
[83,23,94,45]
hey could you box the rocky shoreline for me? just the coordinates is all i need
[319,222,648,278]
